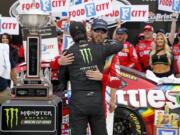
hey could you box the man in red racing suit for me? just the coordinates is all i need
[136,39,153,72]
[136,25,154,72]
[113,27,142,71]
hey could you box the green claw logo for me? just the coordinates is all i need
[80,48,92,64]
[4,108,19,128]
[176,95,180,105]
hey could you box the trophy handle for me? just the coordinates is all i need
[16,15,23,27]
[47,15,52,26]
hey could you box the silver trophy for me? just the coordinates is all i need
[14,0,53,99]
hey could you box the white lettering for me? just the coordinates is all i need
[127,90,139,107]
[166,90,179,109]
[116,90,128,105]
[148,90,165,108]
[116,89,179,109]
[139,89,148,107]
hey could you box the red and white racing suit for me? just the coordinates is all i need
[113,41,142,71]
[136,39,154,72]
[172,43,180,75]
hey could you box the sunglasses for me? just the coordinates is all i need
[138,36,144,40]
[94,29,107,34]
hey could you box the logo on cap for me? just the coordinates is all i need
[92,19,107,31]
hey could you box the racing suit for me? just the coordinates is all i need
[113,41,142,71]
[136,39,154,72]
[172,43,180,76]
[59,41,123,135]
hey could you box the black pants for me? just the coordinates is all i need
[69,91,107,135]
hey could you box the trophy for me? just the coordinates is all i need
[13,0,53,99]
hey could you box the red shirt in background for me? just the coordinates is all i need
[136,39,154,72]
[113,41,142,71]
[172,43,180,75]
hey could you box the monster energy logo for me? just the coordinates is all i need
[4,108,19,128]
[80,48,92,64]
[177,95,180,105]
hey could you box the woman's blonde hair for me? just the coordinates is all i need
[149,33,172,66]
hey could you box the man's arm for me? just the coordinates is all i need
[128,45,142,71]
[103,40,123,57]
[86,66,103,81]
[58,51,74,66]
[50,51,74,70]
[169,13,178,45]
[57,49,74,92]
[109,88,117,112]
[112,19,122,40]
[86,55,122,89]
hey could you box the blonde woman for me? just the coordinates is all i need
[149,33,172,77]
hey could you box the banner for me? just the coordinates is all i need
[69,0,112,21]
[0,17,19,35]
[41,37,59,61]
[22,26,58,62]
[158,0,180,13]
[18,0,69,13]
[99,0,130,25]
[119,5,149,22]
[23,38,59,62]
[69,0,92,6]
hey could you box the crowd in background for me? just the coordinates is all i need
[0,10,180,135]
[53,12,180,78]
[0,12,180,84]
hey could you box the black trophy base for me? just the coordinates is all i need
[0,96,62,135]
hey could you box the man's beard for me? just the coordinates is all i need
[117,38,125,44]
[94,36,105,43]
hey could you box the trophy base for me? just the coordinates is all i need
[1,96,62,134]
[11,97,53,100]
[12,80,53,100]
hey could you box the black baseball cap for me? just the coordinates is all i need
[156,29,166,34]
[116,28,128,34]
[92,19,108,32]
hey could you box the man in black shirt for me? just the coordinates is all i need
[59,21,123,135]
